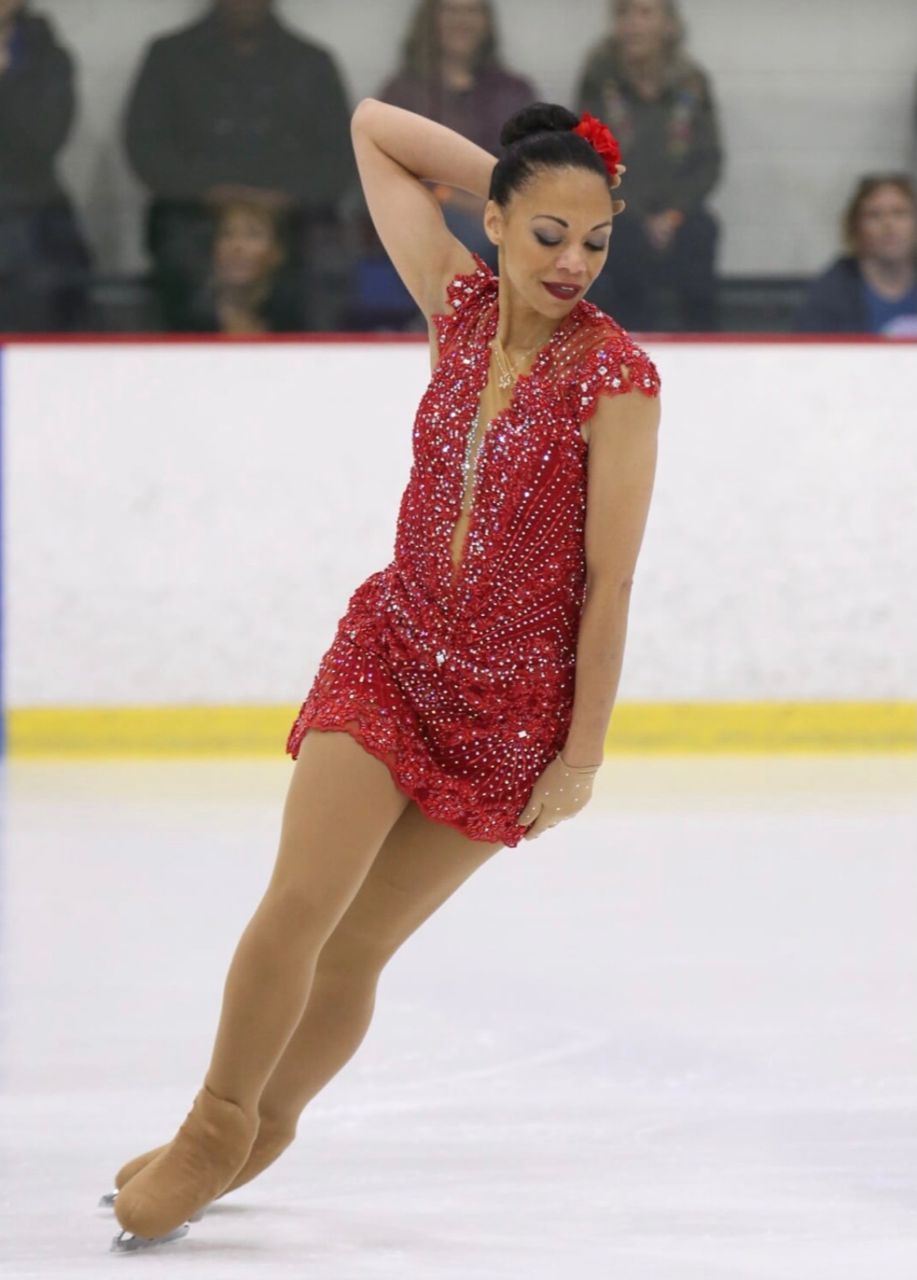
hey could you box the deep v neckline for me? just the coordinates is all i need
[445,292,582,589]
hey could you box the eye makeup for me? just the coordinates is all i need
[534,231,607,252]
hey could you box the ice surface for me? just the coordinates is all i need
[1,755,915,1277]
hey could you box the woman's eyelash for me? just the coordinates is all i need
[534,232,607,252]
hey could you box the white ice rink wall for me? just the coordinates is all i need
[1,338,916,751]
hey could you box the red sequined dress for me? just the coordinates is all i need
[286,253,660,846]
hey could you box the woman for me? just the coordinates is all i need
[378,0,537,268]
[105,97,661,1251]
[185,198,306,334]
[575,0,722,331]
[796,174,917,337]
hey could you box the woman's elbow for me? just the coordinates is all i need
[584,570,635,599]
[351,98,382,134]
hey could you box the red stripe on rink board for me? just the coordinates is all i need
[0,333,915,347]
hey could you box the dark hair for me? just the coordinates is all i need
[489,102,610,207]
[401,0,499,79]
[842,173,917,254]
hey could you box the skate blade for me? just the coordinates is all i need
[100,1190,208,1222]
[111,1223,191,1252]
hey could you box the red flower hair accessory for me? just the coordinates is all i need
[572,111,622,180]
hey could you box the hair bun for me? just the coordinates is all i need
[499,102,579,150]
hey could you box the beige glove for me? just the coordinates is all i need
[518,751,602,840]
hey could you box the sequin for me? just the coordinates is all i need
[286,252,660,846]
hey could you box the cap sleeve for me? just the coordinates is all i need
[572,329,661,431]
[431,252,496,359]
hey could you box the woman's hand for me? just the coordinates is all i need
[644,209,684,252]
[518,752,602,840]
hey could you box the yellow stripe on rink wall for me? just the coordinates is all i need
[605,702,916,752]
[6,702,916,756]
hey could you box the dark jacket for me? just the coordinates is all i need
[0,9,75,207]
[379,64,537,156]
[575,41,722,217]
[795,257,869,333]
[124,12,353,211]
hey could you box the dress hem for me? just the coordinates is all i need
[286,710,527,849]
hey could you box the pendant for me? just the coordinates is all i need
[497,369,514,390]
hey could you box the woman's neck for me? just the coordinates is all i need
[622,49,666,97]
[494,273,564,358]
[860,255,916,300]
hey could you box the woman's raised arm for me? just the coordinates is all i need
[350,98,496,318]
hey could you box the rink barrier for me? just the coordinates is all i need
[2,333,916,758]
[7,701,915,757]
[0,344,5,761]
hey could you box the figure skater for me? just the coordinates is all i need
[104,96,661,1251]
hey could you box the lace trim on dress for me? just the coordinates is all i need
[430,252,496,360]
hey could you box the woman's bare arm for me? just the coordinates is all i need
[350,98,496,319]
[562,386,661,765]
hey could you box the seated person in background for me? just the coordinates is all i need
[378,0,537,269]
[123,0,352,331]
[575,0,723,331]
[184,199,306,333]
[797,174,917,337]
[0,0,90,331]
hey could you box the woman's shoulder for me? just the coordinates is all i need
[429,251,497,356]
[670,55,716,98]
[574,303,659,379]
[812,255,861,285]
[795,256,865,331]
[554,303,661,419]
[578,35,615,77]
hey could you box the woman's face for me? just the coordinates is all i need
[855,185,917,265]
[614,0,676,61]
[485,168,614,317]
[213,206,283,288]
[436,0,490,62]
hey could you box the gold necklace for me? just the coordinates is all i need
[491,333,539,390]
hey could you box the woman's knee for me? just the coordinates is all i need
[257,877,343,948]
[316,915,398,977]
[316,806,504,975]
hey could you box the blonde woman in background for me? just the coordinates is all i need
[575,0,723,331]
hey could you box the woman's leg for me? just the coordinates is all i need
[114,728,410,1238]
[222,802,504,1192]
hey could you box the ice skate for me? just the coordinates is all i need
[110,1223,191,1252]
[219,1117,296,1195]
[100,1188,208,1222]
[114,1142,169,1190]
[100,1116,294,1216]
[113,1085,257,1240]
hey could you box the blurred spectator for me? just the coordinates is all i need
[575,0,723,331]
[0,0,90,331]
[184,199,306,333]
[378,0,537,268]
[124,0,353,331]
[797,175,917,337]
